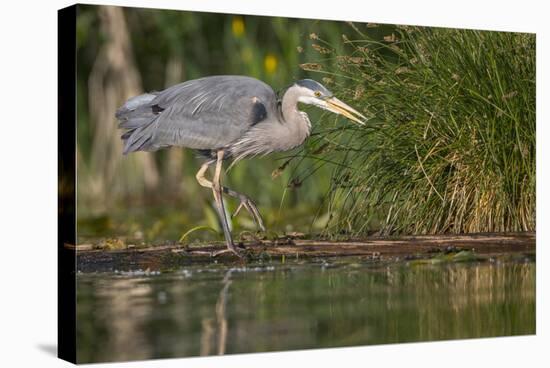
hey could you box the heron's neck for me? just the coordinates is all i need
[280,87,312,141]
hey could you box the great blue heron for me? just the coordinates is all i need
[116,75,365,256]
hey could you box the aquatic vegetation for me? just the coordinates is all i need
[302,26,535,235]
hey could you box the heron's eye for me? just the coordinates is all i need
[314,91,322,97]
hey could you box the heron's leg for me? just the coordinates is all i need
[222,187,266,232]
[196,159,264,232]
[195,160,238,257]
[195,161,214,189]
[211,150,240,256]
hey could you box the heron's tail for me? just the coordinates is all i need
[115,93,159,154]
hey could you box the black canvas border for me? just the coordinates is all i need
[58,4,77,364]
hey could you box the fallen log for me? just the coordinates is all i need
[74,232,535,273]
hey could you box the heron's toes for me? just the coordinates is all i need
[257,220,266,233]
[232,201,247,218]
[212,247,243,258]
[232,196,266,232]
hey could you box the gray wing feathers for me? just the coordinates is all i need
[115,76,276,154]
[116,93,158,128]
[116,93,160,154]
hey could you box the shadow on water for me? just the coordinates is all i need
[76,257,535,364]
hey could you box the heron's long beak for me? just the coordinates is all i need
[325,97,367,125]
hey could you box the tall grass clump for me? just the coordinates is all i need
[303,26,535,235]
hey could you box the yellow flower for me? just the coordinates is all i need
[232,17,245,37]
[264,54,278,74]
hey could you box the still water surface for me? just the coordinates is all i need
[76,257,535,363]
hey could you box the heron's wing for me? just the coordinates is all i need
[119,76,277,153]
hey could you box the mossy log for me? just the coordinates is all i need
[73,232,535,272]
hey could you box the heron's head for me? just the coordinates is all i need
[293,79,366,125]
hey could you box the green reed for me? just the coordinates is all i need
[301,25,535,235]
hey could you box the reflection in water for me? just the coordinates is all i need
[216,270,232,355]
[199,269,232,356]
[102,279,153,361]
[76,259,535,363]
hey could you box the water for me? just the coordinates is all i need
[76,257,535,363]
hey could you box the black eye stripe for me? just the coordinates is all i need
[295,79,333,97]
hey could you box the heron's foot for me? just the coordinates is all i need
[232,195,266,232]
[185,246,243,258]
[213,243,244,258]
[212,248,239,257]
